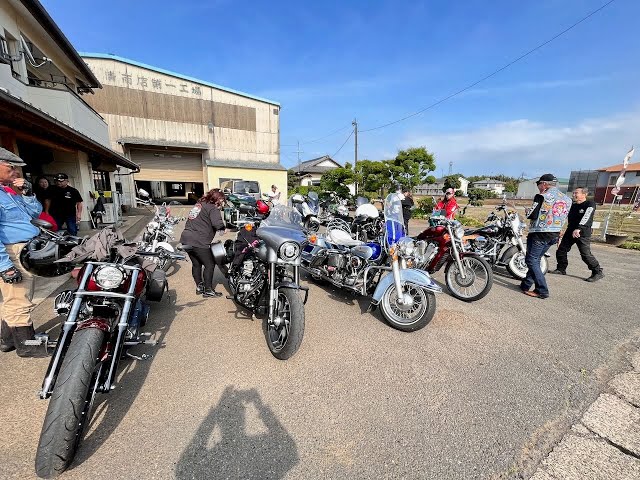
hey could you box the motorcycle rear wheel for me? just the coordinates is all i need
[35,328,105,478]
[444,256,493,302]
[263,288,305,360]
[380,283,435,332]
[506,252,548,280]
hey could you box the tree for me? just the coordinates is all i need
[391,147,436,190]
[442,175,461,193]
[287,169,298,193]
[320,165,354,198]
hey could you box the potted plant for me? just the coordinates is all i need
[605,208,632,246]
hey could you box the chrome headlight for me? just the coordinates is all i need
[279,242,300,261]
[396,237,415,257]
[454,226,465,240]
[94,265,125,290]
[147,221,159,232]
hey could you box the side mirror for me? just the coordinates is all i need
[138,188,150,199]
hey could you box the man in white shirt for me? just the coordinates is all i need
[267,185,281,205]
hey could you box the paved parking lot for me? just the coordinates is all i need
[1,220,638,479]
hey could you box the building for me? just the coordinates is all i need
[471,178,506,195]
[594,161,640,205]
[568,170,599,196]
[292,155,341,187]
[415,177,469,197]
[80,53,285,204]
[516,177,569,199]
[0,0,138,227]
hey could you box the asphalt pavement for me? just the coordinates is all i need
[1,219,639,479]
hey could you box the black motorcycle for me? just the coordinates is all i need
[212,204,310,359]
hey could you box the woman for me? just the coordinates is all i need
[33,176,58,231]
[180,189,227,297]
[435,188,459,220]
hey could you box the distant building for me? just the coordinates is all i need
[516,178,569,199]
[594,161,640,204]
[471,178,506,195]
[415,177,469,196]
[292,155,341,187]
[568,170,599,195]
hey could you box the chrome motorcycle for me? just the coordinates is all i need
[289,193,320,232]
[302,193,441,332]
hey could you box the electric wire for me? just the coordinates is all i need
[360,0,618,132]
[331,129,355,158]
[281,124,353,147]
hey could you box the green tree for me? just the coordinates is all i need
[320,165,354,198]
[287,169,298,193]
[442,175,461,193]
[391,147,436,190]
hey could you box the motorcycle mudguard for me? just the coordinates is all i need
[155,241,174,252]
[276,282,310,304]
[371,269,442,304]
[499,245,519,264]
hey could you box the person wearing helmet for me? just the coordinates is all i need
[435,188,459,220]
[180,188,227,298]
[0,148,47,357]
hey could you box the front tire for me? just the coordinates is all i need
[263,288,305,360]
[506,252,548,280]
[444,255,493,302]
[35,328,105,478]
[380,283,436,332]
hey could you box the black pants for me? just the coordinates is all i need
[556,233,601,273]
[187,247,216,289]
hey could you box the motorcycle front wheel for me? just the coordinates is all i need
[380,283,436,332]
[35,328,105,478]
[444,256,493,302]
[506,252,548,280]
[263,288,305,360]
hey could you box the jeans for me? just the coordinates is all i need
[556,233,601,273]
[520,234,557,297]
[54,215,78,235]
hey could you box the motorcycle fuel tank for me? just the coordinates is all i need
[350,244,374,260]
[416,225,447,241]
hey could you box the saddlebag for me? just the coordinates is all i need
[146,269,167,302]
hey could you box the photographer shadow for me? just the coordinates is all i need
[175,386,298,480]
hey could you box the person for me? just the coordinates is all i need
[520,174,571,299]
[435,188,459,220]
[90,190,107,228]
[551,187,603,282]
[180,188,227,298]
[401,189,414,233]
[0,148,48,357]
[266,185,281,205]
[32,176,58,231]
[45,173,83,235]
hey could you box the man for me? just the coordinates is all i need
[401,189,414,233]
[435,188,459,220]
[520,174,571,299]
[45,173,83,235]
[266,184,281,205]
[551,187,603,282]
[0,147,47,357]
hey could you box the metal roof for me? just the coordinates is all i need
[119,138,209,150]
[206,159,286,171]
[80,53,280,106]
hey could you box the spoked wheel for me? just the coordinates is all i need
[506,252,548,280]
[444,256,493,302]
[380,283,436,332]
[263,288,305,360]
[35,328,105,478]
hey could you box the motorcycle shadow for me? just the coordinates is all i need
[175,386,299,479]
[68,290,204,470]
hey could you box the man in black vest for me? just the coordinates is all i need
[551,187,603,282]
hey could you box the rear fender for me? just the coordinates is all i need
[155,241,174,253]
[371,269,441,304]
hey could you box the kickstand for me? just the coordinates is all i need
[126,352,152,361]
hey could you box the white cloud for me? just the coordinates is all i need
[402,111,640,177]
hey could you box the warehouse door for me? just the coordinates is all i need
[131,149,204,182]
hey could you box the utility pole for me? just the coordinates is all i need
[352,118,358,165]
[448,160,453,175]
[295,140,303,173]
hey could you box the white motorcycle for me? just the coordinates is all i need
[136,189,182,271]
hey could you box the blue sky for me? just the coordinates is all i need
[44,0,640,178]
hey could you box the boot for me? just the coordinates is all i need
[196,282,204,295]
[0,320,15,352]
[12,325,48,358]
[585,271,604,282]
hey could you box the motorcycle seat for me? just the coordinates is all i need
[326,228,363,247]
[465,225,499,236]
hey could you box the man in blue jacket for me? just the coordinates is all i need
[0,148,47,357]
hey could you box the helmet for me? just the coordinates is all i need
[20,235,79,277]
[255,200,270,215]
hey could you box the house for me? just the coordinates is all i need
[594,161,640,204]
[471,178,506,195]
[0,0,138,227]
[414,177,470,197]
[292,155,341,187]
[81,53,284,205]
[516,177,569,199]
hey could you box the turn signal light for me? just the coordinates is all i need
[244,224,253,231]
[309,234,317,244]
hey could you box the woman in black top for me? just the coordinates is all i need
[180,189,227,297]
[33,176,50,205]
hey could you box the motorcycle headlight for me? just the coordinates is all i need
[94,265,125,290]
[163,225,174,234]
[396,237,415,257]
[279,242,300,261]
[454,226,465,240]
[147,221,159,232]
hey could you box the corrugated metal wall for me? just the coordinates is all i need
[131,149,204,182]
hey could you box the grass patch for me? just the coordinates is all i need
[619,241,640,251]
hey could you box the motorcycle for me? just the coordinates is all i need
[318,191,350,224]
[211,204,309,360]
[140,201,182,271]
[301,193,441,332]
[289,193,320,232]
[31,234,185,478]
[224,191,258,228]
[415,212,494,302]
[350,196,383,242]
[463,203,548,280]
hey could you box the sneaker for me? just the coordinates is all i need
[203,289,222,298]
[549,269,566,275]
[196,282,204,295]
[585,271,604,283]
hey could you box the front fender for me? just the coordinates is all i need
[371,268,441,304]
[155,241,175,252]
[276,282,310,304]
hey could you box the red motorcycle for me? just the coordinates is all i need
[415,215,493,302]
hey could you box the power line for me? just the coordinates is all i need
[360,0,618,133]
[281,124,353,147]
[332,129,355,158]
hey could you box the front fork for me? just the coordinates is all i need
[516,237,526,254]
[447,225,467,278]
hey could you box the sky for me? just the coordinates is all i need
[43,0,640,179]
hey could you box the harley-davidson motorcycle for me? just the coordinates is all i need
[28,228,184,478]
[301,193,441,332]
[212,204,309,359]
[415,212,494,302]
[317,191,350,224]
[463,203,548,280]
[139,198,182,271]
[350,196,383,242]
[289,192,320,232]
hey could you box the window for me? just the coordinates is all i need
[0,35,8,65]
[608,174,618,186]
[92,170,112,191]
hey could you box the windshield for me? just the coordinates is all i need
[383,193,406,248]
[258,204,304,230]
[356,196,369,207]
[307,192,319,212]
[235,181,260,194]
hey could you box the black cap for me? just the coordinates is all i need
[536,173,557,184]
[54,173,69,181]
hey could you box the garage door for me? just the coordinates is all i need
[131,149,204,182]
